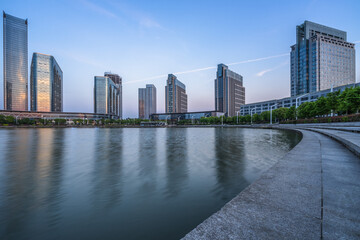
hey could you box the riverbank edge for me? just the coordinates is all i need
[182,128,325,239]
[1,121,360,128]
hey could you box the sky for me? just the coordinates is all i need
[1,0,360,118]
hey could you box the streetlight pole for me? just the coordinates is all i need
[236,111,240,125]
[270,103,279,125]
[250,107,258,125]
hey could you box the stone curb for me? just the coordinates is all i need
[303,128,360,158]
[307,127,360,134]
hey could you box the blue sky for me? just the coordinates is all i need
[1,0,360,117]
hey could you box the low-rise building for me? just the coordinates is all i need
[240,82,360,116]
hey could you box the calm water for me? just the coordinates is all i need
[0,127,301,240]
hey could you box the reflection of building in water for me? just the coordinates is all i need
[41,129,65,225]
[92,129,124,209]
[1,129,65,236]
[214,128,248,201]
[165,128,189,198]
[1,129,32,236]
[137,128,158,194]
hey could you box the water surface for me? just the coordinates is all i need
[0,127,301,240]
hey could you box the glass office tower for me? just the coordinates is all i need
[30,53,63,112]
[138,84,156,119]
[290,21,355,96]
[104,72,122,119]
[165,74,187,113]
[215,64,245,117]
[3,12,28,110]
[94,76,121,117]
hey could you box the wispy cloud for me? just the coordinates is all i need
[81,0,121,20]
[124,53,290,85]
[106,1,163,30]
[138,17,162,29]
[256,60,289,77]
[354,40,360,43]
[61,50,107,69]
[228,53,289,66]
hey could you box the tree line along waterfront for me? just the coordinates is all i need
[0,86,359,126]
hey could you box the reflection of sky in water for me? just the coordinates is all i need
[0,128,301,240]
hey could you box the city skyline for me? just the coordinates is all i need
[1,0,360,118]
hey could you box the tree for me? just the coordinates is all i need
[54,118,66,125]
[243,115,251,123]
[260,111,270,122]
[252,113,261,123]
[19,118,34,125]
[273,108,288,121]
[298,102,316,119]
[5,116,15,124]
[342,87,360,114]
[315,96,330,116]
[286,106,296,120]
[225,117,233,124]
[0,115,5,124]
[326,90,340,115]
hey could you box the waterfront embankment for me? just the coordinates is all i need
[183,123,360,239]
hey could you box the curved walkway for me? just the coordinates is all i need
[303,128,360,157]
[182,129,360,239]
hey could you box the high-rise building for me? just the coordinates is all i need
[94,76,121,117]
[290,20,355,97]
[104,72,122,119]
[138,84,156,119]
[30,53,63,112]
[165,74,187,113]
[3,12,28,111]
[215,64,245,117]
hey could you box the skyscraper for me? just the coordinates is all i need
[3,12,28,111]
[30,53,63,112]
[94,76,121,117]
[138,84,156,119]
[104,72,122,118]
[165,74,187,113]
[215,64,245,117]
[290,21,355,97]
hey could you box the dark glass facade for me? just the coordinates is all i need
[3,12,28,110]
[30,53,63,112]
